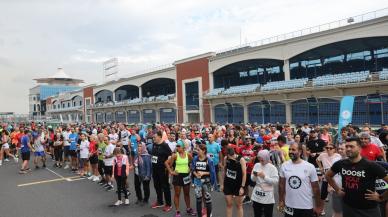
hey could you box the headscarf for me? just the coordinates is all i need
[135,142,149,166]
[257,149,271,164]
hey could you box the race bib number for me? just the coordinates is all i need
[284,206,294,216]
[255,189,266,197]
[376,179,388,191]
[151,156,158,164]
[183,175,191,185]
[226,169,237,179]
[208,153,214,158]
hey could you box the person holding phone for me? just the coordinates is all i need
[251,149,279,217]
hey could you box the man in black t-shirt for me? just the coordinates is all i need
[306,130,326,176]
[150,131,172,211]
[326,137,388,217]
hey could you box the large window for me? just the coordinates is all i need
[185,81,199,110]
[213,59,284,89]
[291,98,339,124]
[290,37,388,79]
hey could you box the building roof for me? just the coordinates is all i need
[34,68,84,84]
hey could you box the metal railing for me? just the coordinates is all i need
[215,7,388,56]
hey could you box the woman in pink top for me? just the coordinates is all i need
[320,127,332,144]
[316,143,341,215]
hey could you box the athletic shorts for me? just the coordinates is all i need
[104,166,113,176]
[68,150,77,157]
[10,144,16,149]
[223,184,242,196]
[172,173,191,186]
[89,155,98,164]
[123,145,130,156]
[2,143,9,149]
[21,152,31,161]
[63,146,70,157]
[34,151,45,157]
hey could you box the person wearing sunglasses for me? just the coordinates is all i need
[316,143,341,216]
[165,141,196,217]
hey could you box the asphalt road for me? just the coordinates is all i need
[0,158,333,217]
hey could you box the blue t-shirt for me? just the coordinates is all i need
[130,135,138,156]
[206,141,221,165]
[69,133,78,151]
[21,135,30,153]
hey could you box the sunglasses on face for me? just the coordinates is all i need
[360,138,369,140]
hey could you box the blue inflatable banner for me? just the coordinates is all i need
[338,96,355,138]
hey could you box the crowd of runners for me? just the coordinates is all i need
[1,121,388,217]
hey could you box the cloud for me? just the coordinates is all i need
[0,0,387,113]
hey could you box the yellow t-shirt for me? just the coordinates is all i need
[281,145,290,161]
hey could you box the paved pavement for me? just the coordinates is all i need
[0,158,333,217]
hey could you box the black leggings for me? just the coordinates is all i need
[320,181,329,200]
[98,160,105,177]
[134,174,150,202]
[152,167,171,206]
[252,201,274,217]
[115,176,128,200]
[54,148,63,162]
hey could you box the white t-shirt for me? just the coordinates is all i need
[166,140,177,152]
[80,140,90,159]
[251,162,279,204]
[103,144,115,166]
[371,136,384,148]
[120,130,130,146]
[62,131,70,146]
[109,133,119,144]
[279,160,318,209]
[92,128,98,135]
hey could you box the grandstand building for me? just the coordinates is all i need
[30,68,83,119]
[46,9,388,125]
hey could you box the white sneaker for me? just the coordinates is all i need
[88,175,95,180]
[64,165,69,169]
[93,176,100,182]
[114,200,123,206]
[0,160,2,166]
[4,159,9,162]
[124,199,129,205]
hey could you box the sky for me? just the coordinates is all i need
[0,0,387,114]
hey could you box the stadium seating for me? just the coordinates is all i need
[379,69,388,80]
[261,78,308,91]
[312,71,369,86]
[206,88,225,96]
[128,98,141,104]
[222,84,260,95]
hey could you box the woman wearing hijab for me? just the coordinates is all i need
[251,150,279,217]
[134,142,152,205]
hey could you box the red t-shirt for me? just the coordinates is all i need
[361,144,382,161]
[240,145,256,174]
[89,141,97,156]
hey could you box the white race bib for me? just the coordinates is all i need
[152,156,158,164]
[284,206,294,216]
[255,189,266,197]
[183,175,191,185]
[226,169,237,179]
[376,179,388,191]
